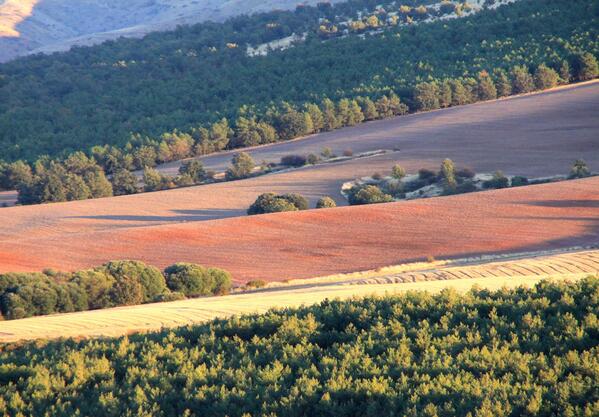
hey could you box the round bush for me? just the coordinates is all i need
[247,193,308,215]
[316,196,337,209]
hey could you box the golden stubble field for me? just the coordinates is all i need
[1,248,595,343]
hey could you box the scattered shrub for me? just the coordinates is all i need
[225,152,255,180]
[246,280,267,289]
[306,153,320,165]
[316,196,337,209]
[483,171,510,189]
[418,168,437,183]
[342,149,354,157]
[321,147,333,159]
[280,155,307,167]
[455,168,475,179]
[178,160,207,183]
[511,176,529,187]
[569,159,591,179]
[371,172,383,180]
[247,193,308,215]
[391,164,406,180]
[348,185,393,205]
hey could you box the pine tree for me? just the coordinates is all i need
[559,60,571,84]
[477,71,497,101]
[511,65,535,94]
[534,64,559,90]
[493,69,512,97]
[439,80,453,108]
[572,52,599,81]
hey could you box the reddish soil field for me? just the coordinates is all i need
[1,177,597,282]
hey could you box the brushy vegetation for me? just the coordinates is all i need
[0,261,231,320]
[0,278,597,416]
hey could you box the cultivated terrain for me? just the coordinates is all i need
[1,176,597,280]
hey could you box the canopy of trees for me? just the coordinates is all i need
[0,0,596,163]
[0,277,596,416]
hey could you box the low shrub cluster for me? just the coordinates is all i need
[0,260,231,320]
[248,193,337,214]
[0,278,596,416]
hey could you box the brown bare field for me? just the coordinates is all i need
[1,249,595,343]
[1,176,598,281]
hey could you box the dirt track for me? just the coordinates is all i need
[1,177,598,281]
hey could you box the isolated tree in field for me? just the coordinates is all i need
[391,164,406,180]
[440,158,457,191]
[316,196,337,209]
[477,71,497,101]
[111,169,138,195]
[179,160,206,183]
[247,193,308,215]
[493,69,512,97]
[573,52,599,81]
[569,159,590,179]
[511,65,535,94]
[534,64,559,90]
[225,152,255,180]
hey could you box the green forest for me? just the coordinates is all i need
[0,0,597,163]
[0,278,597,416]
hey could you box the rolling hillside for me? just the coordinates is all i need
[0,176,597,280]
[0,0,344,62]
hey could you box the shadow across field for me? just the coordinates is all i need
[68,208,241,224]
[522,199,599,208]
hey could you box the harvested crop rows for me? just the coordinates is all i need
[1,249,595,343]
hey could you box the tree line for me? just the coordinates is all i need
[0,277,596,416]
[0,0,596,163]
[0,260,232,320]
[1,53,596,206]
